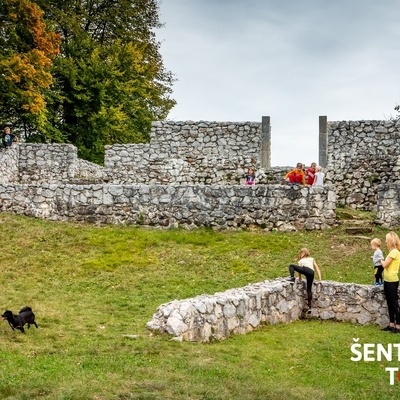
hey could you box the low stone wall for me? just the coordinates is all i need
[0,183,336,230]
[146,279,388,342]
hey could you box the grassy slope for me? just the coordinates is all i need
[0,212,397,399]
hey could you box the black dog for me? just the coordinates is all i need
[2,306,38,333]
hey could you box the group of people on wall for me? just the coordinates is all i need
[286,232,400,332]
[243,162,325,186]
[284,162,325,186]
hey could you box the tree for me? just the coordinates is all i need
[0,0,61,136]
[37,0,176,163]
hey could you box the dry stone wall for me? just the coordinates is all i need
[0,145,19,184]
[325,119,400,211]
[2,115,400,228]
[0,183,336,230]
[0,143,105,184]
[104,120,262,185]
[376,183,400,228]
[146,279,389,342]
[18,143,78,184]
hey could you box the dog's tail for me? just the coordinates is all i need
[19,306,32,313]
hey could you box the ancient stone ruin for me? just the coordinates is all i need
[1,116,399,229]
[1,116,400,341]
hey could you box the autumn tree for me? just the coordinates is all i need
[0,0,60,137]
[37,0,176,163]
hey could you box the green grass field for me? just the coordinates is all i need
[0,212,399,399]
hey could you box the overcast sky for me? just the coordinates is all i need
[156,0,400,167]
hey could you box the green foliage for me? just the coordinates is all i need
[0,0,175,163]
[0,0,60,135]
[0,213,396,399]
[38,0,175,163]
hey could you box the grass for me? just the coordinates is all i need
[0,212,398,399]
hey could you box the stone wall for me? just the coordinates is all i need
[72,158,105,183]
[104,120,263,185]
[0,145,19,184]
[146,279,388,342]
[102,117,400,217]
[0,183,336,230]
[18,143,78,184]
[375,183,400,228]
[0,143,106,185]
[325,119,400,210]
[5,117,400,228]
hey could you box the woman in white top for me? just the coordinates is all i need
[287,248,322,313]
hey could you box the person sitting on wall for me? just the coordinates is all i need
[2,126,12,149]
[313,166,325,186]
[284,162,306,185]
[306,162,317,185]
[2,126,18,149]
[244,167,256,185]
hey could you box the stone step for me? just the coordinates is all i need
[339,219,373,225]
[345,226,373,235]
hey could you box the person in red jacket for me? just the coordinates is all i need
[306,162,317,185]
[284,163,306,185]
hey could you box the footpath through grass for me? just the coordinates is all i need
[0,213,398,399]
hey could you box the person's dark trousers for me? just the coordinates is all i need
[383,280,400,324]
[375,265,384,283]
[289,264,315,308]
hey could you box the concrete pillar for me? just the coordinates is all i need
[261,116,271,169]
[319,116,328,168]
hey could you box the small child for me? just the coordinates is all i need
[244,167,256,185]
[313,166,325,186]
[284,162,306,186]
[306,162,317,185]
[3,126,12,148]
[371,238,384,285]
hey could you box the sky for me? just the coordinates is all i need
[156,0,400,167]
